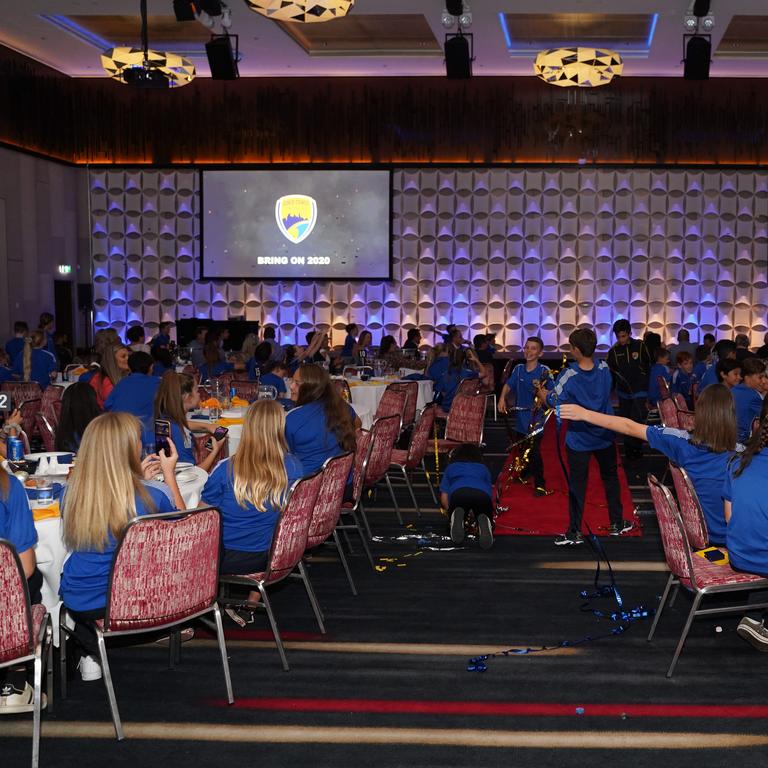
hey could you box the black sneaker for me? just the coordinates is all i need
[737,617,768,652]
[608,520,634,536]
[450,507,466,544]
[476,513,494,550]
[554,531,584,546]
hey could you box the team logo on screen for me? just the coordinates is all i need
[275,194,317,244]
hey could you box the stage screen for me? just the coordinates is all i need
[201,170,391,279]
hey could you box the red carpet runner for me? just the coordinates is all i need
[493,418,640,537]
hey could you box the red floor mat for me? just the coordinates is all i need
[493,418,641,537]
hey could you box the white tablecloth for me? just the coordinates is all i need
[347,378,433,425]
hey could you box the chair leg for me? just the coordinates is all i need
[333,530,358,596]
[668,583,680,608]
[647,573,675,642]
[212,604,234,704]
[350,511,375,569]
[666,591,703,679]
[259,584,289,671]
[384,475,403,525]
[401,467,421,517]
[59,610,68,700]
[421,460,438,504]
[46,622,54,714]
[358,500,374,540]
[297,560,326,633]
[96,631,124,741]
[168,631,177,670]
[32,646,43,768]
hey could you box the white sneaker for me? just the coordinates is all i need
[78,655,103,682]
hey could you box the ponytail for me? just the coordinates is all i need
[734,416,768,477]
[22,329,45,381]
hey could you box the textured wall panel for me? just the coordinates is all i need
[91,169,768,352]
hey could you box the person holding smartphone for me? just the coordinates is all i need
[153,371,226,473]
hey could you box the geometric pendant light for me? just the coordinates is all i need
[244,0,354,23]
[533,47,623,88]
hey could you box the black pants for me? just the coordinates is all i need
[565,444,623,534]
[68,607,106,658]
[450,488,494,523]
[617,398,648,458]
[220,548,268,576]
[514,430,545,486]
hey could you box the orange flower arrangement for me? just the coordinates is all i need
[201,397,222,409]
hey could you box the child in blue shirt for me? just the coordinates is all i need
[546,328,630,545]
[648,348,672,405]
[498,336,552,494]
[5,321,27,364]
[562,383,741,546]
[104,351,160,435]
[700,339,737,391]
[433,348,478,411]
[670,350,696,409]
[440,443,494,549]
[731,358,765,442]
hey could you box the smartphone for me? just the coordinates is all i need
[212,426,229,441]
[154,418,171,456]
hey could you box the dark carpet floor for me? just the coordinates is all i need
[3,414,768,767]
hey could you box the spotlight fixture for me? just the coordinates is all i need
[534,47,623,88]
[102,0,195,87]
[683,14,698,31]
[701,14,715,31]
[458,3,472,29]
[441,9,456,29]
[244,0,354,23]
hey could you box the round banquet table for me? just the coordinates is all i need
[31,465,208,644]
[346,377,434,425]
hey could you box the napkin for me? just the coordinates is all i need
[32,501,60,521]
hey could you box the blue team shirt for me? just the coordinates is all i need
[699,363,718,390]
[170,420,196,465]
[60,483,174,612]
[341,334,356,357]
[150,333,170,350]
[439,461,492,500]
[646,426,737,545]
[201,454,303,554]
[724,449,768,575]
[0,475,38,554]
[648,363,672,404]
[104,372,160,433]
[434,367,478,410]
[260,372,287,395]
[152,361,172,378]
[671,368,695,407]
[0,366,12,383]
[12,348,57,389]
[505,362,552,433]
[693,361,708,382]
[427,357,450,383]
[547,361,615,451]
[731,383,762,443]
[285,400,356,475]
[198,361,233,382]
[5,337,24,362]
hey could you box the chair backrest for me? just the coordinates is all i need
[0,539,35,664]
[677,408,696,432]
[672,393,689,412]
[104,508,222,632]
[658,397,679,429]
[406,403,436,467]
[193,432,229,464]
[657,375,671,400]
[350,428,373,506]
[230,380,260,402]
[307,452,355,547]
[363,414,401,487]
[41,385,64,424]
[36,412,56,452]
[343,366,373,379]
[17,398,42,437]
[384,381,418,427]
[501,359,514,384]
[456,378,482,398]
[263,471,324,585]
[479,363,495,394]
[331,377,352,403]
[669,464,709,550]
[374,388,407,429]
[445,393,486,445]
[1,381,43,408]
[647,474,693,583]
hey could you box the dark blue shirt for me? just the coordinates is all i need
[648,363,672,404]
[646,426,738,545]
[547,362,615,451]
[285,400,356,475]
[724,449,768,575]
[152,361,172,378]
[170,420,196,465]
[5,337,24,362]
[671,368,695,408]
[260,372,287,395]
[12,348,57,389]
[439,461,492,499]
[0,475,37,554]
[198,361,233,382]
[504,362,552,433]
[434,367,478,410]
[60,483,174,612]
[0,365,12,383]
[731,383,762,443]
[150,333,170,350]
[104,372,161,433]
[427,357,450,383]
[341,334,356,357]
[202,454,303,553]
[699,363,718,390]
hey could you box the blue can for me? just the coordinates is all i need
[230,387,236,399]
[6,436,24,462]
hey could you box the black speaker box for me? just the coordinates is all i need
[173,0,196,22]
[206,35,239,80]
[445,35,471,79]
[684,36,711,80]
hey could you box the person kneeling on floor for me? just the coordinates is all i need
[440,444,494,549]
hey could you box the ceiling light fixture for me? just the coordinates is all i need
[102,0,195,87]
[533,47,623,88]
[243,0,354,23]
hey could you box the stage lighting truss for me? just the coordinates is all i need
[533,47,623,88]
[101,47,196,87]
[243,0,354,23]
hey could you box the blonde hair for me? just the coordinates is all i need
[231,400,289,511]
[241,333,258,360]
[99,343,129,386]
[22,329,46,381]
[62,412,155,552]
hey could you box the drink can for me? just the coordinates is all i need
[230,387,236,399]
[6,436,24,462]
[36,484,54,504]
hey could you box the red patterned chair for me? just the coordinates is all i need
[230,380,260,402]
[676,408,695,432]
[338,430,376,570]
[646,474,768,678]
[35,413,56,452]
[40,385,64,426]
[436,393,486,454]
[359,414,402,530]
[658,397,679,429]
[1,381,43,408]
[383,381,418,428]
[306,452,358,595]
[331,377,352,403]
[388,404,438,516]
[434,377,483,421]
[373,388,407,432]
[478,363,498,421]
[59,508,233,739]
[0,539,53,768]
[219,472,325,671]
[656,376,671,401]
[668,465,709,550]
[192,431,229,464]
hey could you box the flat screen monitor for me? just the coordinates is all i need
[201,169,391,280]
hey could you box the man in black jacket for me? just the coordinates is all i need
[607,319,652,461]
